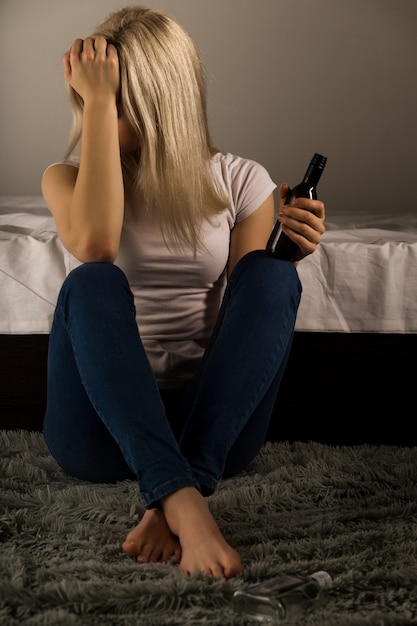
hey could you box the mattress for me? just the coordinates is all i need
[296,213,417,333]
[1,196,417,335]
[0,197,80,333]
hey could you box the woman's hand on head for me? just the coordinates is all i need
[63,36,120,106]
[277,183,326,263]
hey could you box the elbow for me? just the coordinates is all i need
[77,250,118,264]
[65,236,119,264]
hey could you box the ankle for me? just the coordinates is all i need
[161,487,208,532]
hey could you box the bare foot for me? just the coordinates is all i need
[161,487,244,578]
[122,508,182,563]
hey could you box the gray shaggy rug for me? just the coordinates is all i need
[1,430,417,625]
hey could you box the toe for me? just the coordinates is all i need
[122,539,140,556]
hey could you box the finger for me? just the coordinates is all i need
[288,204,318,223]
[63,39,82,78]
[93,35,108,56]
[279,183,289,201]
[293,198,325,219]
[297,218,323,244]
[71,38,83,53]
[62,50,71,79]
[282,225,319,260]
[67,38,84,68]
[81,37,95,59]
[280,207,325,241]
[106,43,118,61]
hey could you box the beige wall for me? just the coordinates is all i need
[1,0,416,218]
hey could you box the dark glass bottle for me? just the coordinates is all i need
[266,152,327,261]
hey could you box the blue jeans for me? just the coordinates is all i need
[43,250,301,507]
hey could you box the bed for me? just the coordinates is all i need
[1,196,415,444]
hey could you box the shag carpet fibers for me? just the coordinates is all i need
[1,430,417,625]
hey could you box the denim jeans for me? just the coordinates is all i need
[43,250,301,507]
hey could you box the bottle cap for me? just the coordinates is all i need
[312,153,327,168]
[310,571,332,589]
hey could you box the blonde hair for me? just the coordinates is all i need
[65,5,229,253]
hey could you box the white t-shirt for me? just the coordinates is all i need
[116,152,276,388]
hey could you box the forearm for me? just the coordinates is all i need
[69,99,124,261]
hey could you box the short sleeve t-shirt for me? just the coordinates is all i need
[115,152,276,388]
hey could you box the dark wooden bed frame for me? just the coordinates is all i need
[1,332,414,446]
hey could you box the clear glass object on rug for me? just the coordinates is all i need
[232,570,332,623]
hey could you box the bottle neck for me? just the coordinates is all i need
[302,163,325,187]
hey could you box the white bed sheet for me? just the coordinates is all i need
[296,211,417,333]
[0,196,80,333]
[1,196,416,334]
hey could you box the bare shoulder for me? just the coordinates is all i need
[41,162,78,218]
[42,163,78,193]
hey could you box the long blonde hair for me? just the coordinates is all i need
[65,5,229,253]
